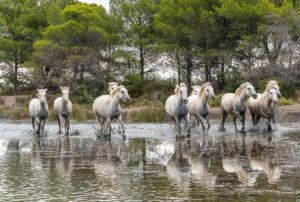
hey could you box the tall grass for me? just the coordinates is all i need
[123,107,166,123]
[72,104,94,122]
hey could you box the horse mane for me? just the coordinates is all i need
[196,82,211,97]
[175,83,187,94]
[264,80,279,93]
[235,82,251,96]
[108,82,119,95]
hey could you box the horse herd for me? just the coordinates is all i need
[28,80,281,136]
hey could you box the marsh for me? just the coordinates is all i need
[0,122,299,201]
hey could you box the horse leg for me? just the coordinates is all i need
[116,115,125,134]
[183,115,190,133]
[272,113,276,124]
[36,119,41,135]
[241,115,246,133]
[197,114,206,130]
[175,116,181,134]
[233,116,238,132]
[235,112,245,133]
[106,118,112,136]
[219,108,228,132]
[267,117,272,131]
[255,116,261,126]
[205,116,211,130]
[66,118,70,135]
[57,115,61,134]
[250,111,256,126]
[32,117,35,133]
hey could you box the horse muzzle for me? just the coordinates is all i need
[123,98,131,104]
[212,96,216,101]
[252,94,258,99]
[183,99,188,104]
[277,93,282,98]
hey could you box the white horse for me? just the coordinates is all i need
[219,82,257,133]
[29,89,48,135]
[188,82,215,130]
[92,82,131,136]
[53,87,73,134]
[165,83,190,134]
[250,142,281,184]
[248,87,278,130]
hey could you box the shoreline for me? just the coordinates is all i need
[0,104,299,123]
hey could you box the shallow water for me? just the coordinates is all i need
[0,122,300,201]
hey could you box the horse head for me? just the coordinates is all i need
[60,86,70,103]
[266,80,282,98]
[236,82,257,99]
[268,88,278,104]
[203,82,215,100]
[37,88,47,105]
[117,85,131,104]
[175,83,188,104]
[108,82,119,95]
[191,85,201,95]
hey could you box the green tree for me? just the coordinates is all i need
[0,0,48,94]
[110,0,158,80]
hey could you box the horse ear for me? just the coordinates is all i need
[175,84,180,94]
[44,88,47,92]
[67,87,70,90]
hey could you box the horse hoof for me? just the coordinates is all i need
[219,127,225,132]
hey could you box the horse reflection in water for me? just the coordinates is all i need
[166,138,217,188]
[222,137,258,186]
[250,141,282,184]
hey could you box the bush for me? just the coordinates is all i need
[279,82,296,98]
[12,107,28,120]
[208,93,224,107]
[278,97,293,106]
[123,74,144,97]
[73,80,105,104]
[224,79,241,92]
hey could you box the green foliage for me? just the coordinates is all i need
[278,97,294,106]
[280,82,296,98]
[123,74,144,97]
[208,93,224,108]
[224,79,241,92]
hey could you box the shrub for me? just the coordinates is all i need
[278,97,293,106]
[12,107,28,120]
[224,79,241,92]
[208,93,224,107]
[123,74,144,97]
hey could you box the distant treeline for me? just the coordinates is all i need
[0,0,300,103]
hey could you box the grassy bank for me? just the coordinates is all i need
[0,95,299,123]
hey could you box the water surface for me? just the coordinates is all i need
[0,122,299,201]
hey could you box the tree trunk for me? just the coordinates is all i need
[175,52,181,83]
[186,55,192,93]
[14,57,18,95]
[139,46,144,79]
[204,59,211,82]
[219,57,225,89]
